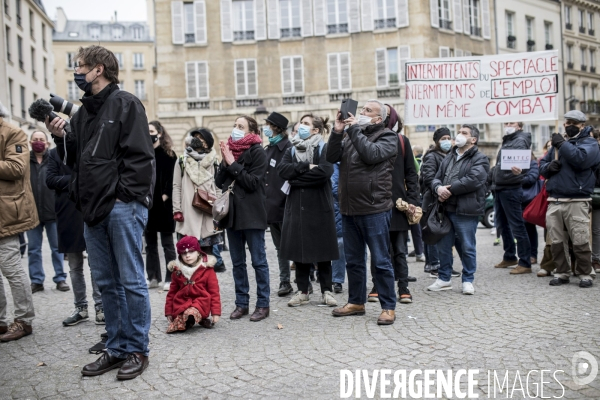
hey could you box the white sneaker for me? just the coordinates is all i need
[149,279,159,289]
[287,291,310,307]
[427,279,452,291]
[462,282,475,295]
[321,291,338,307]
[416,254,426,262]
[490,228,496,235]
[163,282,171,291]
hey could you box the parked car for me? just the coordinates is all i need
[480,193,494,228]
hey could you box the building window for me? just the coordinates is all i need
[42,23,46,49]
[583,84,588,101]
[20,86,26,119]
[186,61,209,99]
[581,47,587,71]
[327,0,349,34]
[593,86,597,101]
[135,80,146,100]
[184,2,195,43]
[579,9,585,33]
[567,45,573,65]
[173,1,207,45]
[526,17,535,51]
[115,52,124,69]
[469,0,481,37]
[438,0,451,30]
[112,25,123,40]
[29,10,34,38]
[233,0,255,41]
[118,82,125,90]
[589,12,595,35]
[5,26,10,62]
[374,0,395,30]
[506,12,515,48]
[328,52,351,91]
[281,56,303,94]
[280,0,301,38]
[8,78,13,115]
[31,47,35,79]
[565,6,572,28]
[591,49,596,72]
[235,59,258,97]
[132,26,143,40]
[376,48,399,87]
[66,52,76,69]
[569,82,574,97]
[133,53,144,69]
[17,35,23,70]
[544,22,552,48]
[68,81,79,101]
[89,25,100,39]
[43,57,48,87]
[4,0,8,15]
[16,0,21,26]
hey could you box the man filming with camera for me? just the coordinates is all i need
[46,45,155,380]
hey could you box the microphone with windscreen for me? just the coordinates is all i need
[28,99,59,122]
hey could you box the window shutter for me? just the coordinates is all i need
[464,50,472,56]
[455,49,464,57]
[186,61,197,98]
[481,0,491,39]
[361,0,374,31]
[463,0,470,35]
[171,1,184,44]
[198,62,209,98]
[430,0,439,28]
[293,57,304,93]
[247,59,258,95]
[453,0,462,32]
[348,0,361,33]
[267,0,280,39]
[282,57,292,94]
[328,54,339,91]
[439,46,450,58]
[399,45,410,83]
[397,0,409,28]
[221,0,233,42]
[314,0,326,36]
[340,53,351,90]
[376,49,387,87]
[235,60,246,96]
[194,1,207,44]
[255,0,267,40]
[301,0,313,36]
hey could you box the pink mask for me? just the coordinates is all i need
[31,141,46,153]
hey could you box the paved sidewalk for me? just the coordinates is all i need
[0,226,599,399]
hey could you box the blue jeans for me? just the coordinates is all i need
[424,243,440,268]
[84,201,150,358]
[27,221,66,284]
[495,189,532,268]
[342,210,396,309]
[332,236,346,284]
[213,243,223,265]
[227,229,270,308]
[438,212,479,283]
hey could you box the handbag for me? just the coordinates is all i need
[421,201,452,245]
[522,179,543,205]
[212,181,235,222]
[592,187,600,210]
[523,183,549,227]
[192,189,216,215]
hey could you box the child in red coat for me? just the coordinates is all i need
[165,236,221,333]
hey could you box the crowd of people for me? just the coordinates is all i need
[1,44,599,381]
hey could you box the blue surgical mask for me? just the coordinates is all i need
[440,139,452,152]
[231,128,245,141]
[263,126,273,138]
[297,124,311,140]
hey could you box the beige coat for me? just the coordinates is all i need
[0,118,39,238]
[172,149,219,239]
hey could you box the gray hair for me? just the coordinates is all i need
[366,99,387,122]
[461,124,480,143]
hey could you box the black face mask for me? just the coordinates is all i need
[150,135,159,144]
[190,137,206,152]
[565,125,581,138]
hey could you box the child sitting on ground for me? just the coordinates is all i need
[165,236,221,333]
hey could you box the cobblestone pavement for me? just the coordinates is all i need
[1,226,599,399]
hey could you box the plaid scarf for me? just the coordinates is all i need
[227,134,262,161]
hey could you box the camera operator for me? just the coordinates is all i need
[45,45,155,380]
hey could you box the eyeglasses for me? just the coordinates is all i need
[73,63,88,72]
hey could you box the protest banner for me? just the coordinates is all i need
[403,50,559,125]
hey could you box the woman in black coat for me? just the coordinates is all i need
[146,121,177,290]
[277,114,339,308]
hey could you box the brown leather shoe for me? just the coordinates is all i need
[510,265,532,275]
[377,310,396,325]
[332,303,365,317]
[0,325,7,335]
[249,307,269,322]
[229,306,249,320]
[0,320,32,342]
[494,259,518,268]
[81,352,127,376]
[116,353,149,380]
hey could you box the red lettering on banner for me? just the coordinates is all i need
[485,95,557,116]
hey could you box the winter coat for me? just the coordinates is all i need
[264,137,293,224]
[53,84,155,227]
[540,127,600,198]
[172,149,219,239]
[432,145,490,216]
[420,148,447,214]
[390,135,420,232]
[0,118,39,239]
[46,148,86,253]
[147,146,177,233]
[331,163,342,237]
[520,158,540,206]
[215,144,268,231]
[165,255,221,319]
[29,151,56,223]
[326,123,398,216]
[494,130,532,191]
[277,143,339,263]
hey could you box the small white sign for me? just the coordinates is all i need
[500,149,531,170]
[270,158,276,167]
[281,181,290,195]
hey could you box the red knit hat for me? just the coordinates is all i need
[176,236,201,254]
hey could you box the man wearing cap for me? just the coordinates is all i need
[262,112,294,296]
[540,110,600,288]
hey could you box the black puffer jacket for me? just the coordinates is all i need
[29,151,56,223]
[493,130,531,190]
[420,148,447,213]
[326,123,398,216]
[432,145,490,216]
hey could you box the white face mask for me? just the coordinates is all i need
[455,134,468,148]
[504,127,517,136]
[358,115,374,127]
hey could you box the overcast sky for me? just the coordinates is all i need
[42,0,147,21]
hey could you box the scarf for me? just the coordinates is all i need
[227,134,262,161]
[268,134,284,147]
[186,147,206,161]
[184,148,217,187]
[290,134,323,163]
[178,259,203,280]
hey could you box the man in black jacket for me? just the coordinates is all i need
[429,125,490,295]
[46,45,155,380]
[327,99,398,325]
[492,122,533,274]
